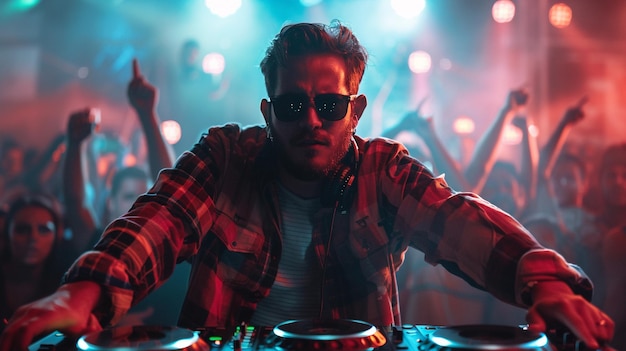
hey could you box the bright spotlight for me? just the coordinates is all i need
[5,0,40,13]
[549,3,572,28]
[390,0,426,19]
[300,0,322,6]
[202,53,226,75]
[77,67,89,79]
[408,50,431,74]
[453,116,475,135]
[204,0,242,18]
[528,123,539,138]
[503,124,522,145]
[161,120,182,145]
[492,0,515,23]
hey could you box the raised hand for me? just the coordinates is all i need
[412,113,434,139]
[67,108,97,144]
[503,88,529,113]
[127,58,158,117]
[398,97,432,135]
[561,95,587,125]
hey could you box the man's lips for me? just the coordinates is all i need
[292,135,329,147]
[296,139,327,146]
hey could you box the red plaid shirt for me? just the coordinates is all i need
[64,124,592,329]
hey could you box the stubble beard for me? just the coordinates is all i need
[270,125,353,181]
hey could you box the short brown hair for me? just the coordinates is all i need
[260,21,368,97]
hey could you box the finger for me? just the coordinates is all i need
[88,313,102,331]
[593,314,615,345]
[525,308,547,333]
[78,314,102,335]
[553,307,601,349]
[575,95,588,108]
[4,320,40,351]
[132,58,141,79]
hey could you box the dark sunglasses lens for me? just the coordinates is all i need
[272,95,308,121]
[271,94,351,121]
[314,94,350,121]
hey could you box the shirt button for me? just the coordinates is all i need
[231,241,237,247]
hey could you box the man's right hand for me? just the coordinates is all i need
[0,281,103,351]
[127,58,158,117]
[561,95,587,126]
[503,88,529,113]
[67,108,96,144]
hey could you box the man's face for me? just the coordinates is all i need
[601,164,626,207]
[1,147,24,178]
[108,178,148,220]
[550,161,585,207]
[261,54,364,181]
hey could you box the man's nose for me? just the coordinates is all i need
[299,104,323,130]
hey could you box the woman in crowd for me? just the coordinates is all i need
[0,192,70,329]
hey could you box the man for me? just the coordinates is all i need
[0,21,614,350]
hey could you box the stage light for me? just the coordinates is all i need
[453,116,475,135]
[161,120,182,145]
[390,0,426,19]
[408,50,431,74]
[492,0,515,23]
[77,67,89,79]
[528,124,539,138]
[3,0,40,13]
[204,0,242,18]
[300,0,322,6]
[503,124,522,145]
[549,3,572,28]
[202,53,225,75]
[123,153,137,167]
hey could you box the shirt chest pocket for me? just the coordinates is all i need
[211,211,267,291]
[347,221,392,288]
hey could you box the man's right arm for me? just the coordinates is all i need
[0,281,103,351]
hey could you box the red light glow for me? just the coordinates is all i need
[549,3,572,28]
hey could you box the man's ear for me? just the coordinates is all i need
[260,99,271,125]
[352,94,367,124]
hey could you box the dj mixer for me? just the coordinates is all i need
[28,319,603,351]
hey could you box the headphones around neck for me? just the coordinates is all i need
[320,138,360,213]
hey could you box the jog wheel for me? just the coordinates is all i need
[270,319,386,351]
[76,325,209,351]
[427,325,551,350]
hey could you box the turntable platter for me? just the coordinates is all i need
[76,325,209,351]
[270,319,386,350]
[428,325,551,350]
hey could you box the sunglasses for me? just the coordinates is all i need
[269,93,357,122]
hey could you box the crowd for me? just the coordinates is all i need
[0,21,620,350]
[0,59,179,330]
[388,90,625,348]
